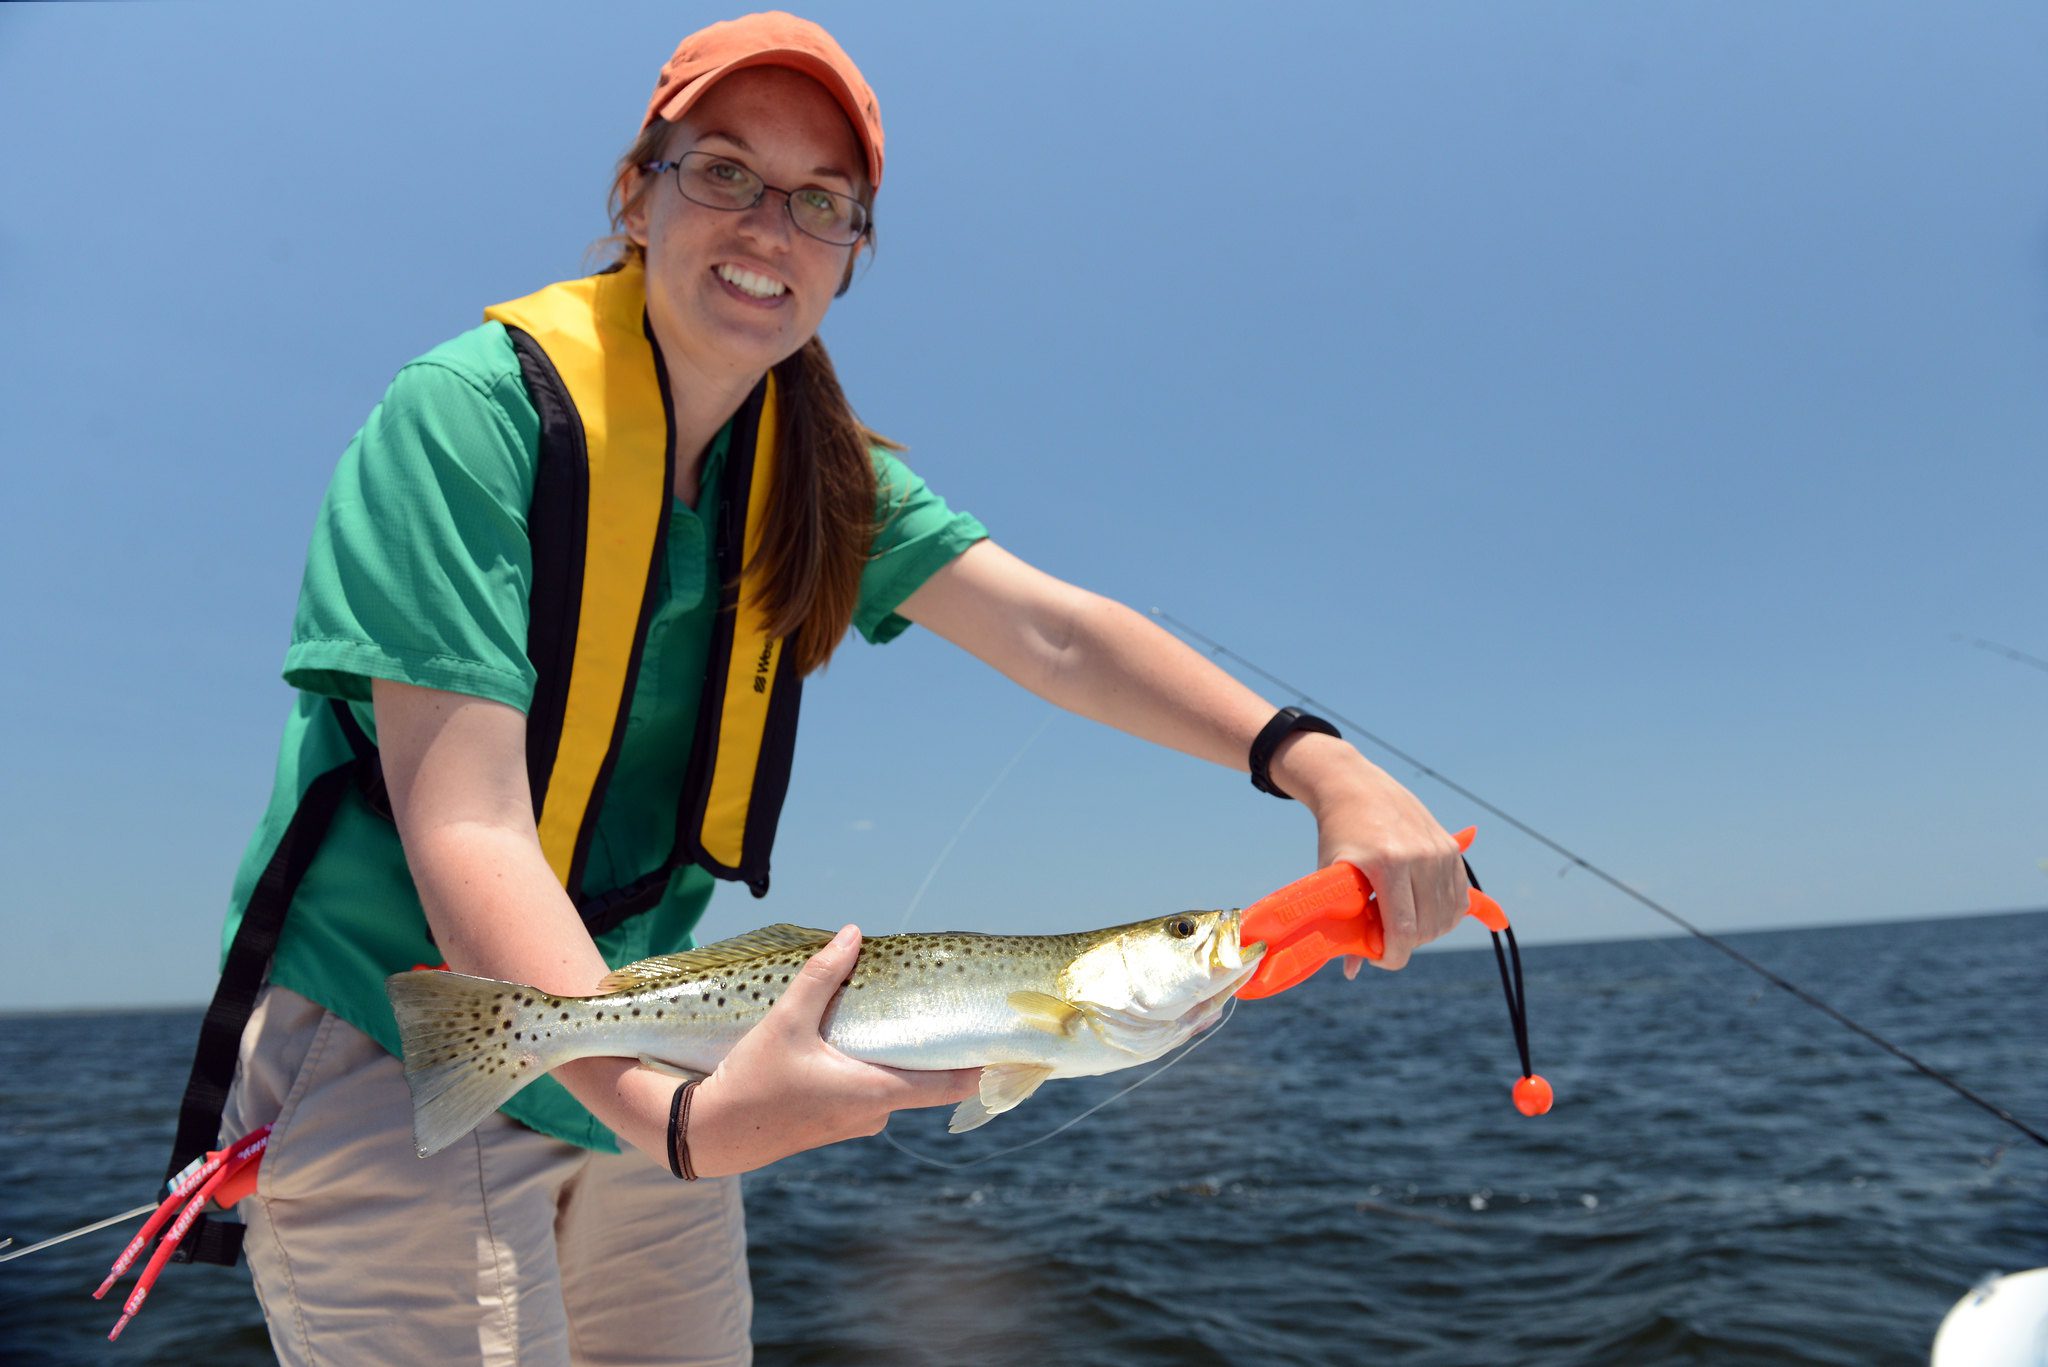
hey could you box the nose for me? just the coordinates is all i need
[735,190,796,250]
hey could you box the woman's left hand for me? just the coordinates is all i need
[1270,731,1469,972]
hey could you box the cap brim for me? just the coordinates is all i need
[650,48,880,189]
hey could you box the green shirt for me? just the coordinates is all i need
[225,321,986,1150]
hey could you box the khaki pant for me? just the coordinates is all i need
[223,986,752,1366]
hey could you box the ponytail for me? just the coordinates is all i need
[760,337,894,675]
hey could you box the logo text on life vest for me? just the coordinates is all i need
[753,640,774,694]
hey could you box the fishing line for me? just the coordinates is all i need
[883,732,1243,1169]
[0,1204,157,1266]
[1152,608,2048,1153]
[894,713,1055,933]
[877,999,1241,1172]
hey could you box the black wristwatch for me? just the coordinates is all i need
[1248,706,1342,800]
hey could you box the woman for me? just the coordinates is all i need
[207,13,1470,1364]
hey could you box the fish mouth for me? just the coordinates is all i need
[1207,912,1266,998]
[1182,918,1265,1034]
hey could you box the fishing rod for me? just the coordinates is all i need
[1953,633,2048,677]
[1152,608,2048,1153]
[0,1205,158,1266]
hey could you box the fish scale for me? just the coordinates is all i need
[387,914,1262,1156]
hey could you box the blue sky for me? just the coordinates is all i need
[2,2,2043,1012]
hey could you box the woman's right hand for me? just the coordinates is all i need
[682,925,980,1176]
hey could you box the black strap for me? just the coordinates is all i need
[176,1219,248,1267]
[576,870,674,939]
[331,695,391,819]
[512,325,590,819]
[1248,707,1341,799]
[163,755,356,1265]
[1490,926,1532,1080]
[673,375,801,900]
[1468,859,1535,1082]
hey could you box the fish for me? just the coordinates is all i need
[385,912,1264,1157]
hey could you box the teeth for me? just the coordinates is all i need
[716,264,786,299]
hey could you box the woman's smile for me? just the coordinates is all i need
[712,261,790,305]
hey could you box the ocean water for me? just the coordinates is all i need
[2,911,2042,1365]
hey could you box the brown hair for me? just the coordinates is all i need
[602,119,895,676]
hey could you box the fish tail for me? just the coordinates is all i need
[385,968,563,1157]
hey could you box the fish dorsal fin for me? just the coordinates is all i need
[949,1062,1056,1134]
[1008,990,1085,1037]
[597,924,834,992]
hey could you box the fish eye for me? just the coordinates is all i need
[1165,916,1198,939]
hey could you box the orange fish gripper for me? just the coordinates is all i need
[1234,827,1554,1117]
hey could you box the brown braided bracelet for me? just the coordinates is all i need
[667,1079,701,1181]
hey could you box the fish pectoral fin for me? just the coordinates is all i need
[1016,992,1169,1055]
[598,924,835,992]
[1074,1002,1189,1056]
[1007,990,1085,1037]
[635,1055,709,1083]
[948,1062,1056,1134]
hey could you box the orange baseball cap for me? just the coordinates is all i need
[641,11,885,190]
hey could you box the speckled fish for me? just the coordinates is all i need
[386,913,1265,1157]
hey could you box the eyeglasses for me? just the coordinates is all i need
[642,151,869,247]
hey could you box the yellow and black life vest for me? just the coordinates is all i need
[484,259,801,916]
[164,265,803,1263]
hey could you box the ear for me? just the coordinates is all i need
[621,168,653,248]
